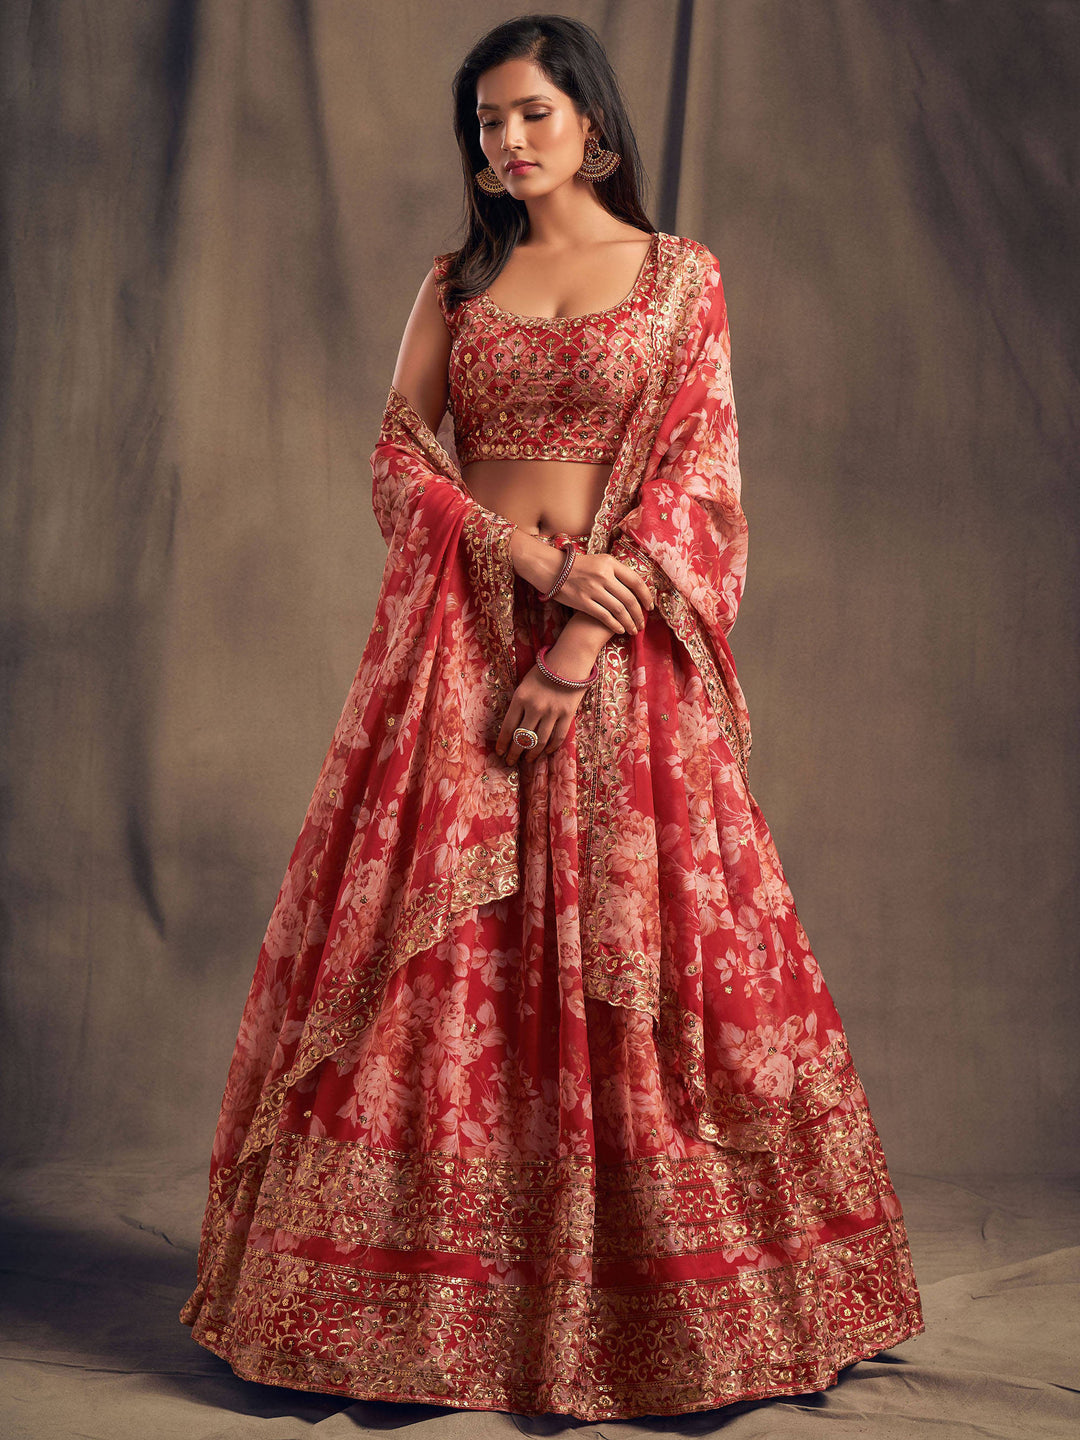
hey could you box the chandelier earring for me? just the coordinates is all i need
[576,133,621,182]
[474,163,509,196]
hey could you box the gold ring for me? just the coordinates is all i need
[513,726,539,750]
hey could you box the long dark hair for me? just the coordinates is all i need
[440,13,656,311]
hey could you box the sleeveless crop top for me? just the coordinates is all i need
[432,232,658,467]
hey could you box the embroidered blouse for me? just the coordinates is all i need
[432,232,658,467]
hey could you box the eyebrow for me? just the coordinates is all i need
[476,94,553,112]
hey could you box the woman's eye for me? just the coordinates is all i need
[479,113,549,128]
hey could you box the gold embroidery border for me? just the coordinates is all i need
[184,1210,924,1421]
[586,233,712,558]
[462,505,519,695]
[246,1102,899,1263]
[576,629,660,1015]
[184,1029,925,1419]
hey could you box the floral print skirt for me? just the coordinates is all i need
[181,530,925,1421]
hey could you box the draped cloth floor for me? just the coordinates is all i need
[1,1165,1076,1439]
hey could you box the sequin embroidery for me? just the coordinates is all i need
[433,234,658,466]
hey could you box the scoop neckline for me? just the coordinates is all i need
[476,230,659,326]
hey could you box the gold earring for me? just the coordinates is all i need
[576,134,621,182]
[474,164,509,196]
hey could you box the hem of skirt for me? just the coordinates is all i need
[182,1309,927,1423]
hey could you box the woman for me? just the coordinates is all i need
[180,13,925,1422]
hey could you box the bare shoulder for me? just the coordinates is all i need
[405,262,449,336]
[608,221,656,244]
[416,262,443,310]
[391,260,453,437]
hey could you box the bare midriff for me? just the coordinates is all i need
[460,458,610,539]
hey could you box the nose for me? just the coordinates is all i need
[501,115,527,151]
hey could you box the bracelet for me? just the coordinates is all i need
[535,642,599,690]
[539,541,575,601]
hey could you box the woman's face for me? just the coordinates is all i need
[474,56,598,195]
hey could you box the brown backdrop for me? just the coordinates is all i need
[2,0,1077,1182]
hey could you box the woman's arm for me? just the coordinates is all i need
[509,527,572,597]
[545,610,624,679]
[391,267,452,437]
[374,267,517,568]
[511,527,654,640]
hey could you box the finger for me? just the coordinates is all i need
[542,716,572,755]
[520,714,555,763]
[497,699,523,759]
[628,572,657,615]
[512,711,550,766]
[613,576,654,631]
[589,574,644,634]
[615,588,646,633]
[506,710,544,766]
[606,586,644,634]
[584,596,628,635]
[506,724,524,766]
[613,560,658,615]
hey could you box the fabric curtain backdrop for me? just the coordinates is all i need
[1,0,1077,1188]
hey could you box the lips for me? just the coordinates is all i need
[506,161,536,174]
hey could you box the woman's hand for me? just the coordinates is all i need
[510,530,655,637]
[496,618,612,763]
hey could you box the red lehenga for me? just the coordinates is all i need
[180,231,925,1420]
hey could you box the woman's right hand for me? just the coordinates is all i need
[511,531,655,635]
[553,549,656,634]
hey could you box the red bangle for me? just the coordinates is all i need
[535,643,599,689]
[540,542,575,601]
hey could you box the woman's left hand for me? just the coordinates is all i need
[496,665,592,764]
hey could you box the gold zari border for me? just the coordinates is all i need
[188,1227,923,1421]
[233,1108,891,1262]
[612,530,751,780]
[182,1042,924,1420]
